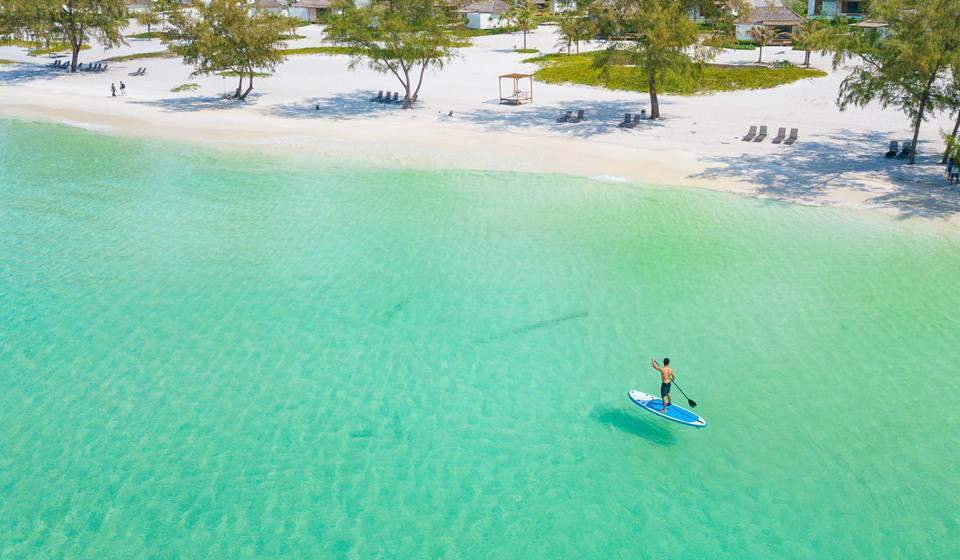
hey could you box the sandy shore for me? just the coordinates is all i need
[2,24,959,225]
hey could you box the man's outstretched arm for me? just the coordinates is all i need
[651,359,662,372]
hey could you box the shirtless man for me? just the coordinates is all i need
[651,358,675,411]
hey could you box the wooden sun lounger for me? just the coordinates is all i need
[884,141,898,158]
[370,90,383,102]
[771,127,786,144]
[753,125,768,142]
[618,113,632,128]
[557,110,572,123]
[742,125,757,142]
[897,141,912,158]
[783,128,799,145]
[571,109,585,123]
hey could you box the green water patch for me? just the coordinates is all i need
[0,119,958,559]
[526,51,827,94]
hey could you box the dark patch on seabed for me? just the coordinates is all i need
[477,311,590,343]
[383,298,409,322]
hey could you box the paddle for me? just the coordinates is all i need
[670,381,698,408]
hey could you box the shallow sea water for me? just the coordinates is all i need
[1,120,959,559]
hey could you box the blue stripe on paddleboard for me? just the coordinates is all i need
[629,392,706,428]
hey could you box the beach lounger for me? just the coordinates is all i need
[742,125,757,142]
[884,140,899,158]
[783,128,799,145]
[370,90,383,102]
[572,109,585,123]
[557,110,572,123]
[897,141,912,159]
[630,114,642,127]
[753,125,768,142]
[771,127,786,144]
[391,92,399,104]
[618,113,632,128]
[640,108,647,119]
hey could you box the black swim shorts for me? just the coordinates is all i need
[660,382,671,398]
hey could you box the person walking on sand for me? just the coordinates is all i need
[119,81,126,96]
[651,358,675,411]
[110,83,116,97]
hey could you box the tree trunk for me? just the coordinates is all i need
[757,44,763,64]
[942,110,960,164]
[909,73,939,164]
[523,28,527,50]
[234,75,243,99]
[401,66,412,108]
[70,45,80,73]
[410,62,429,108]
[804,49,810,67]
[648,70,660,120]
[240,73,254,100]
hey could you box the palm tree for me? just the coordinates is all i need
[788,20,813,67]
[507,0,537,50]
[749,26,776,64]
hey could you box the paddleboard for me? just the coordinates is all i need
[628,390,706,428]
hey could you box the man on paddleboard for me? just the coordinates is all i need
[651,358,675,411]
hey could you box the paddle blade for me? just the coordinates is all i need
[687,399,698,408]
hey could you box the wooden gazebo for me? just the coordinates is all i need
[498,73,533,105]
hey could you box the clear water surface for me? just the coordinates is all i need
[1,120,958,559]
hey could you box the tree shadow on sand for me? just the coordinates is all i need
[590,405,677,446]
[691,128,960,220]
[457,98,669,138]
[132,93,263,112]
[0,63,71,86]
[269,90,406,120]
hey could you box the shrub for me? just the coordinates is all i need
[171,83,201,93]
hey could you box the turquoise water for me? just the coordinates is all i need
[1,119,959,559]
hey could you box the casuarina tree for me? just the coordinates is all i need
[168,0,288,101]
[325,0,459,109]
[827,0,960,164]
[594,0,714,120]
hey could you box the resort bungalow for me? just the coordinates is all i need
[459,0,512,30]
[286,0,333,21]
[734,5,804,42]
[807,0,862,18]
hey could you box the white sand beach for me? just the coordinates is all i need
[2,23,959,223]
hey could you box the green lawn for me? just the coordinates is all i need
[0,59,16,65]
[103,50,176,62]
[525,51,827,94]
[170,83,201,93]
[0,38,89,55]
[219,71,272,78]
[126,31,169,40]
[281,46,355,56]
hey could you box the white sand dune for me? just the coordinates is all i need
[2,23,959,224]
